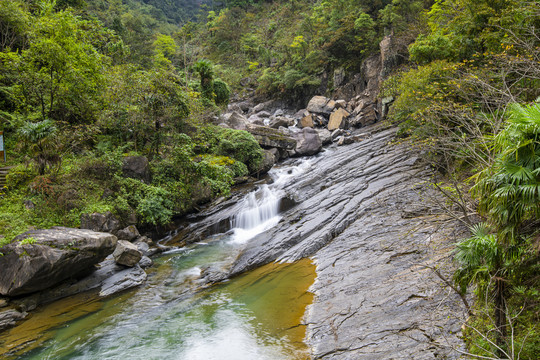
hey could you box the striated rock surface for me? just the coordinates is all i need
[99,259,147,297]
[227,126,464,358]
[0,309,26,331]
[0,227,117,296]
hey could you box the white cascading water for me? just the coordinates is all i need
[229,184,281,244]
[228,154,322,244]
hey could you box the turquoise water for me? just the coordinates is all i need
[1,227,314,360]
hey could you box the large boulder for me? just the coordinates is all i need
[246,124,297,150]
[251,100,275,114]
[80,211,121,234]
[256,150,276,175]
[328,108,350,131]
[112,240,142,267]
[306,96,332,115]
[269,116,294,129]
[116,225,140,242]
[315,129,332,145]
[350,104,378,128]
[122,156,150,182]
[0,227,117,296]
[291,128,322,156]
[220,112,249,130]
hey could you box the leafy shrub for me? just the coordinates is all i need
[135,186,174,225]
[213,79,230,106]
[409,33,457,65]
[214,127,263,173]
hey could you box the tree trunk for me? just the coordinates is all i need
[494,277,507,357]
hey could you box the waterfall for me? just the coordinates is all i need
[229,185,281,244]
[231,185,280,230]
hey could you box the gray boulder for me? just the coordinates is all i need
[269,116,293,129]
[122,156,150,182]
[350,104,378,128]
[80,211,121,234]
[220,112,249,130]
[307,96,332,115]
[98,259,147,297]
[113,240,143,267]
[139,256,153,268]
[256,150,276,175]
[247,114,262,123]
[315,129,332,145]
[293,109,310,120]
[0,228,117,296]
[250,100,275,114]
[291,128,322,156]
[255,111,272,118]
[116,225,140,242]
[0,309,27,330]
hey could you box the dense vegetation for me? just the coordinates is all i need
[381,1,540,358]
[0,0,262,245]
[0,0,539,357]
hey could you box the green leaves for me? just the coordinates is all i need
[474,102,540,243]
[454,222,499,295]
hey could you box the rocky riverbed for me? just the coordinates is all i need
[0,121,468,358]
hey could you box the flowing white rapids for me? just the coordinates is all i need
[228,154,320,244]
[229,185,281,244]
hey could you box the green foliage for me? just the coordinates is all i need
[153,33,177,67]
[212,79,230,106]
[135,186,174,225]
[454,223,500,296]
[409,33,456,65]
[213,127,264,173]
[18,119,59,175]
[385,60,456,128]
[193,59,214,91]
[379,0,425,33]
[472,102,540,243]
[0,8,108,124]
[19,236,37,245]
[0,0,30,52]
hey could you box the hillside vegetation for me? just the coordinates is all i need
[1,0,539,357]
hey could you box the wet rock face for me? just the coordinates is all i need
[228,126,464,358]
[0,228,117,296]
[0,309,26,331]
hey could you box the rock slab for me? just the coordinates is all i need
[0,227,117,296]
